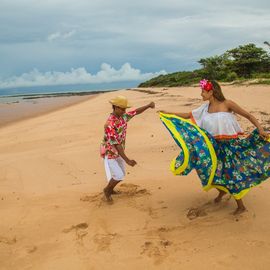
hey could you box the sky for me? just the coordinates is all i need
[0,0,270,92]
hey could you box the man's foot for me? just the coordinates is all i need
[111,190,121,195]
[214,190,226,203]
[233,206,246,215]
[103,188,113,203]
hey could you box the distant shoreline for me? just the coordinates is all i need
[0,92,102,128]
[0,87,145,128]
[0,89,119,103]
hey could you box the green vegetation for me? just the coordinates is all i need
[139,43,270,87]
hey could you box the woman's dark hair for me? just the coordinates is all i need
[210,80,226,101]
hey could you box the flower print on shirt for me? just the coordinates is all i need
[102,110,136,159]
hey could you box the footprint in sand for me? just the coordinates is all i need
[62,222,88,233]
[63,223,89,244]
[245,239,270,248]
[186,195,233,220]
[118,183,151,197]
[186,207,208,220]
[93,233,119,252]
[0,236,17,245]
[142,226,183,263]
[80,183,151,206]
[156,225,186,233]
[80,193,102,203]
[140,240,172,265]
[26,245,37,254]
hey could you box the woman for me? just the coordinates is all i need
[159,80,270,214]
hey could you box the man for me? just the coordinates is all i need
[101,95,155,203]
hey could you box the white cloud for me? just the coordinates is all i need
[47,30,76,41]
[0,0,270,78]
[0,63,167,89]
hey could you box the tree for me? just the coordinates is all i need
[140,43,270,87]
[198,54,230,80]
[226,43,270,77]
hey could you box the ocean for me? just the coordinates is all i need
[0,81,139,103]
[0,81,140,126]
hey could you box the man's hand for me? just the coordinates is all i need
[126,159,137,167]
[149,102,155,109]
[136,102,155,115]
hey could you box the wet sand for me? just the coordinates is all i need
[0,94,98,128]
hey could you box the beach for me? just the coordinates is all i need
[0,94,100,127]
[0,85,270,270]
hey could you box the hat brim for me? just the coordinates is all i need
[109,101,132,109]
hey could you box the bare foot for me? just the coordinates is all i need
[103,188,113,204]
[111,190,121,195]
[214,196,222,203]
[233,207,247,215]
[214,190,226,203]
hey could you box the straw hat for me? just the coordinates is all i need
[109,95,131,108]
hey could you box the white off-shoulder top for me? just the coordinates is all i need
[191,103,243,139]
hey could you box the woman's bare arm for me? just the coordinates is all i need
[158,110,191,119]
[226,100,269,139]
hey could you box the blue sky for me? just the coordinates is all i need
[0,0,270,91]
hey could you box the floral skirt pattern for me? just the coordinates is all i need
[160,113,270,199]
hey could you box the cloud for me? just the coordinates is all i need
[47,30,76,41]
[0,0,270,79]
[0,63,167,89]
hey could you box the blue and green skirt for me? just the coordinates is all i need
[160,113,270,199]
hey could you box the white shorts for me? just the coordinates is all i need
[104,156,126,182]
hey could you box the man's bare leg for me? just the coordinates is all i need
[103,179,121,202]
[214,189,226,203]
[111,190,121,195]
[110,179,121,194]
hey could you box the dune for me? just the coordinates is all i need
[0,85,270,269]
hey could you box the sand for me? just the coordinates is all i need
[0,85,270,270]
[0,94,98,127]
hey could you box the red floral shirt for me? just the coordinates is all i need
[102,110,136,159]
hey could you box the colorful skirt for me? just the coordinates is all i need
[160,113,270,199]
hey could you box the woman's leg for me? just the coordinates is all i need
[234,199,246,215]
[214,189,226,203]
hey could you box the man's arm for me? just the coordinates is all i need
[135,102,155,115]
[115,144,137,166]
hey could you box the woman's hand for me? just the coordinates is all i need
[259,129,270,140]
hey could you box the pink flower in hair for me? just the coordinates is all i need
[200,79,208,89]
[199,79,213,91]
